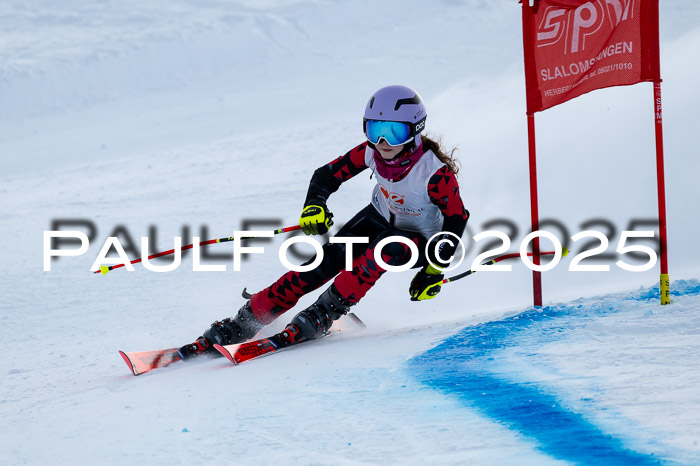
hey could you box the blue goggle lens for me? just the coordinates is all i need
[365,120,412,146]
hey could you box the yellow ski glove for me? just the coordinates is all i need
[299,203,334,235]
[409,264,444,301]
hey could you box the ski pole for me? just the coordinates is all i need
[95,225,302,275]
[443,247,569,284]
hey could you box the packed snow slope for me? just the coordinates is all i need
[1,1,700,464]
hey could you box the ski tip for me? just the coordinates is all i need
[562,247,570,257]
[119,350,138,376]
[100,265,110,275]
[213,344,238,365]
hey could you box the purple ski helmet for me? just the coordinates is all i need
[363,85,427,147]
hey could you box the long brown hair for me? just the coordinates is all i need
[421,135,460,175]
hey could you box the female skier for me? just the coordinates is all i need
[181,84,469,356]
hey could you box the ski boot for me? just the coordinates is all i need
[179,301,265,358]
[203,301,265,346]
[279,284,354,347]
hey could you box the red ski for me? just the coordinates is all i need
[214,336,285,365]
[215,312,366,365]
[119,348,183,376]
[119,313,365,375]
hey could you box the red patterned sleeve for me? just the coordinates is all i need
[304,142,369,205]
[325,142,369,182]
[427,166,469,235]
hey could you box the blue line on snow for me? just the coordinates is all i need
[408,280,700,465]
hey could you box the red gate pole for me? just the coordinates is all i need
[653,81,670,304]
[521,0,542,308]
[527,113,543,307]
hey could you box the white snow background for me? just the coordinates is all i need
[1,0,699,464]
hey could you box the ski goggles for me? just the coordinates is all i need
[364,119,414,146]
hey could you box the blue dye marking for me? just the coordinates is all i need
[408,280,700,465]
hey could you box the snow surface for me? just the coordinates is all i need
[2,0,700,464]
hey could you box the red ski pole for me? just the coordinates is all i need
[443,248,569,284]
[95,225,302,275]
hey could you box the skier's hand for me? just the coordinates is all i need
[409,265,444,301]
[299,202,334,235]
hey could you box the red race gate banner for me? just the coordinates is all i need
[522,0,660,113]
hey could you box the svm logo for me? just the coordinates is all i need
[379,184,405,206]
[536,0,634,54]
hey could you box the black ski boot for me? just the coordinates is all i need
[203,301,265,346]
[180,301,265,358]
[281,284,354,346]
